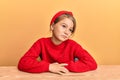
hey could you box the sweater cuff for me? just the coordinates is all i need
[65,61,74,71]
[40,60,50,72]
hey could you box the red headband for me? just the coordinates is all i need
[50,11,73,26]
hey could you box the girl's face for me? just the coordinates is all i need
[51,18,74,44]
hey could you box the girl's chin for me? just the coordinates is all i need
[59,38,68,42]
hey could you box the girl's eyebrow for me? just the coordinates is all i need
[61,23,73,29]
[61,23,68,26]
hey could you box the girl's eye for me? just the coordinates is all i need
[62,25,66,28]
[69,29,73,33]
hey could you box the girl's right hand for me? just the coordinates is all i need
[49,62,69,75]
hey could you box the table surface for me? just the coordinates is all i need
[0,65,120,80]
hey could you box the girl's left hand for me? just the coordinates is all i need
[49,62,69,75]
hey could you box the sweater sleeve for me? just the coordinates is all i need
[18,39,50,73]
[66,44,97,72]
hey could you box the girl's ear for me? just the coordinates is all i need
[50,25,53,31]
[50,24,54,31]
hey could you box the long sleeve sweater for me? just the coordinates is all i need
[18,37,97,73]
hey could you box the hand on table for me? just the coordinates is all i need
[49,62,69,75]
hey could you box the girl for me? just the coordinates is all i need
[18,10,97,75]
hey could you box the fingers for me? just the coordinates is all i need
[61,67,69,73]
[58,66,69,75]
[49,62,69,75]
[57,69,69,75]
[59,63,69,73]
[55,65,69,75]
[57,71,65,75]
[57,71,68,75]
[60,63,68,67]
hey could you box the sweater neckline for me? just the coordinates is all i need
[48,37,68,49]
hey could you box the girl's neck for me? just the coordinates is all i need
[51,37,62,45]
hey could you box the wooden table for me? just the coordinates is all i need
[0,65,120,80]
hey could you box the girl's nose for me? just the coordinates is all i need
[64,29,69,35]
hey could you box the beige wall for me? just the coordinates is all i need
[0,0,120,66]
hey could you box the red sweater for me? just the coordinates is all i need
[18,37,97,73]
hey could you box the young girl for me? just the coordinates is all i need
[18,10,97,75]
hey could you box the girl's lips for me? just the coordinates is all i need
[61,35,68,39]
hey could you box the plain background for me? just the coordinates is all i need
[0,0,120,66]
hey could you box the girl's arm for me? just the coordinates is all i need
[66,45,97,72]
[18,40,50,73]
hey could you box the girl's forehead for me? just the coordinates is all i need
[59,18,72,23]
[58,18,74,27]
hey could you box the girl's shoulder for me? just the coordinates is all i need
[37,37,50,41]
[67,39,83,49]
[67,39,81,46]
[68,39,78,44]
[35,37,50,43]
